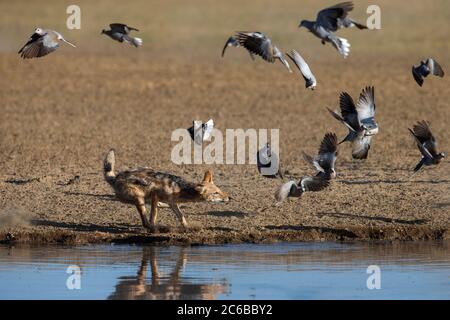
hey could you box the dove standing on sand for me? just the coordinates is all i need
[18,28,76,59]
[327,86,378,159]
[408,121,445,173]
[235,32,292,72]
[102,23,143,47]
[303,132,338,179]
[286,49,317,90]
[298,2,366,58]
[257,143,283,179]
[274,176,330,204]
[221,36,255,60]
[412,58,444,87]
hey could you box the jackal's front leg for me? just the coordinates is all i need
[169,202,188,229]
[135,198,151,230]
[150,193,159,227]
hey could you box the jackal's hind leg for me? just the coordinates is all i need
[135,198,151,229]
[150,193,159,227]
[169,202,188,229]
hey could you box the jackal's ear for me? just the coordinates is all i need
[202,170,213,183]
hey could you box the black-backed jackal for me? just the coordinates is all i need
[104,149,229,230]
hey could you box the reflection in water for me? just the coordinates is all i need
[107,247,227,300]
[0,241,449,299]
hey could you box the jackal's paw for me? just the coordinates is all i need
[144,224,159,233]
[181,223,201,232]
[180,224,189,232]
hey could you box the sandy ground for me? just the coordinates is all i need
[0,0,449,244]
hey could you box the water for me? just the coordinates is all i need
[0,241,449,299]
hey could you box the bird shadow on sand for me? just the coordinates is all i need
[32,219,189,235]
[32,219,140,234]
[316,212,427,225]
[207,210,254,218]
[264,225,358,238]
[433,202,450,209]
[207,226,237,232]
[63,191,117,201]
[340,179,450,185]
[5,177,40,185]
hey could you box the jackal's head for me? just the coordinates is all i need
[195,170,229,202]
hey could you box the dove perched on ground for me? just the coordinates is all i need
[257,143,283,179]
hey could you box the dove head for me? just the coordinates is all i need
[307,80,317,90]
[329,168,337,179]
[321,168,336,180]
[260,143,271,160]
[35,28,45,35]
[299,20,313,30]
[362,121,379,136]
[364,127,378,136]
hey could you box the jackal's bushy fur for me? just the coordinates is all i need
[104,149,229,230]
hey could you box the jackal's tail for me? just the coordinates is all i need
[104,149,116,185]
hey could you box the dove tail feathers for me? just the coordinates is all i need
[336,37,350,58]
[274,181,296,203]
[132,37,143,47]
